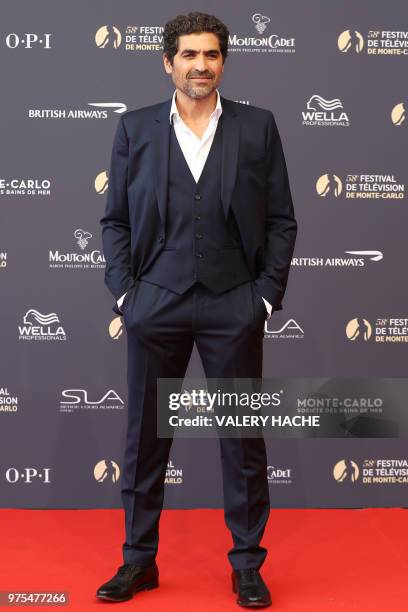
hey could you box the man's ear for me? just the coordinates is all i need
[163,53,172,74]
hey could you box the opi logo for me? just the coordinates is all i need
[6,468,51,483]
[5,33,52,49]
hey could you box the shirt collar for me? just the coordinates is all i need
[169,88,222,125]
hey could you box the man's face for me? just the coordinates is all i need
[163,32,224,99]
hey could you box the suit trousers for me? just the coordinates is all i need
[120,278,270,570]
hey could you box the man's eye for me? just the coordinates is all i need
[183,53,218,58]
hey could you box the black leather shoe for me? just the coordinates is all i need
[232,568,272,607]
[96,562,159,602]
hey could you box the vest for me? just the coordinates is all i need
[139,115,252,293]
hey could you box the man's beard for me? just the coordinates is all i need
[180,77,216,99]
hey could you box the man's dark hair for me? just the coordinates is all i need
[163,12,229,65]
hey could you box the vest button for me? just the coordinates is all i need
[195,233,203,240]
[194,194,201,201]
[158,236,164,243]
[195,215,201,220]
[196,253,203,258]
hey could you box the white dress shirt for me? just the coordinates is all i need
[117,89,272,318]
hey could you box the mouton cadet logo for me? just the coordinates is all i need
[49,229,105,270]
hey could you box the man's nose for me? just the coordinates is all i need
[194,55,209,72]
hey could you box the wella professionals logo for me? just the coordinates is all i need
[5,33,52,49]
[28,102,126,119]
[391,103,406,126]
[229,13,295,54]
[302,95,350,126]
[95,24,164,53]
[18,310,67,341]
[316,173,405,199]
[95,171,109,194]
[49,228,105,269]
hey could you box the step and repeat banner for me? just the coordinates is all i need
[1,2,407,509]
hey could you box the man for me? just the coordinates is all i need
[97,12,297,607]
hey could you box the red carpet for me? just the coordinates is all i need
[1,508,407,610]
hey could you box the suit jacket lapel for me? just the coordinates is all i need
[220,96,240,218]
[152,94,240,226]
[152,99,171,228]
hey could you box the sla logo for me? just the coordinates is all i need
[95,171,109,194]
[302,95,350,127]
[94,460,120,483]
[6,467,51,483]
[333,459,359,483]
[264,319,304,339]
[18,309,67,341]
[60,389,124,413]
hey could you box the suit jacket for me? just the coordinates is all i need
[100,94,297,316]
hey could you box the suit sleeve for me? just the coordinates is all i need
[100,115,135,305]
[253,112,297,311]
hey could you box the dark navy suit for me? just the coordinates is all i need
[100,94,297,570]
